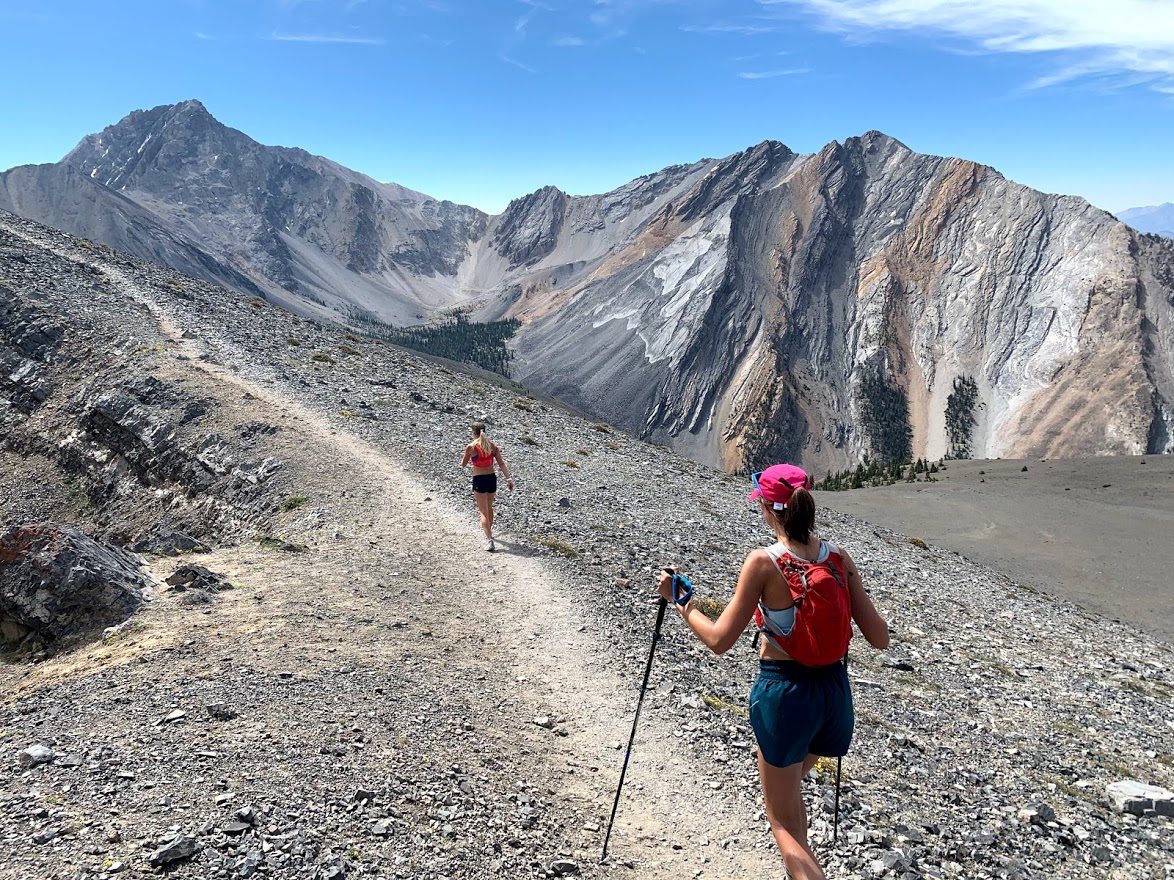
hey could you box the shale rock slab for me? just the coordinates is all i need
[0,522,150,639]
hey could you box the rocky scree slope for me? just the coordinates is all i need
[3,104,1174,473]
[1,213,1172,880]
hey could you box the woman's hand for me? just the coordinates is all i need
[506,477,515,491]
[655,566,678,604]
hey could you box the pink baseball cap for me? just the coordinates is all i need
[749,464,812,510]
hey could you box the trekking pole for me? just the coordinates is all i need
[600,570,692,862]
[834,651,848,844]
[834,756,842,843]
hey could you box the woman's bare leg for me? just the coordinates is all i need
[758,750,826,880]
[474,491,495,539]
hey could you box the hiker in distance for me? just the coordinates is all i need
[656,463,889,880]
[460,422,514,551]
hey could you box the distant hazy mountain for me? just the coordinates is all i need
[2,101,1173,472]
[1117,203,1174,238]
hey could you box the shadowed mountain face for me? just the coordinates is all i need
[3,101,1173,472]
[2,100,487,324]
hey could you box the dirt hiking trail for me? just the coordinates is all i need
[3,239,780,878]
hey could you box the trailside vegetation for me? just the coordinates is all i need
[945,375,981,459]
[351,311,520,376]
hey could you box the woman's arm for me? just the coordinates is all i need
[841,548,889,649]
[657,551,771,655]
[493,447,514,488]
[459,444,473,468]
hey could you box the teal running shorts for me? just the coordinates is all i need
[749,658,854,768]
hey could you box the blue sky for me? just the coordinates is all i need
[3,0,1174,214]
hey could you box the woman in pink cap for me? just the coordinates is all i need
[657,463,889,880]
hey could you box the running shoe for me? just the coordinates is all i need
[485,539,495,552]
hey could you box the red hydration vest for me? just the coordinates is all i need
[753,541,853,667]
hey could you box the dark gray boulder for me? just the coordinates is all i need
[0,523,151,640]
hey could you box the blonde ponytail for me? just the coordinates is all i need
[472,422,492,455]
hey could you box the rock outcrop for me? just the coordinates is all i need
[0,244,289,551]
[0,523,150,640]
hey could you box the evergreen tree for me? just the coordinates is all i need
[945,375,981,459]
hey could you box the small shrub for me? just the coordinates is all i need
[249,297,266,308]
[281,495,310,511]
[286,337,300,346]
[536,536,579,558]
[513,398,535,412]
[605,441,620,451]
[311,352,334,364]
[339,344,362,357]
[907,537,929,550]
[560,460,580,469]
[519,435,539,446]
[593,423,613,433]
[575,448,591,457]
[702,693,748,718]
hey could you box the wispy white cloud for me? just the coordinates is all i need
[499,0,554,73]
[762,0,1174,90]
[500,53,538,73]
[682,23,778,36]
[270,32,385,44]
[552,35,587,46]
[739,67,809,78]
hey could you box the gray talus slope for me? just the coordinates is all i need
[0,162,266,298]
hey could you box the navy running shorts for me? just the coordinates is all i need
[749,658,854,768]
[472,474,497,494]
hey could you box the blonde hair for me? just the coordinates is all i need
[472,422,491,454]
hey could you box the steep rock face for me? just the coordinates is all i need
[491,185,568,265]
[488,133,1174,471]
[3,100,489,323]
